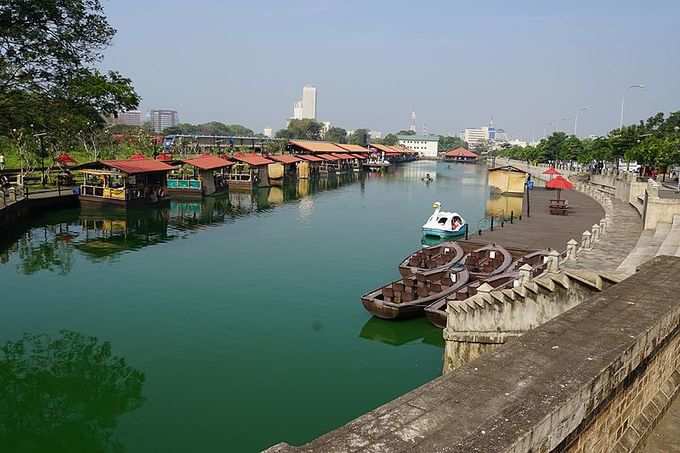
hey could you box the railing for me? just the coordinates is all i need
[0,184,26,209]
[80,185,135,201]
[168,178,202,190]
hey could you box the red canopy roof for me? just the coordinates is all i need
[183,155,233,170]
[129,153,147,160]
[445,147,478,158]
[100,158,174,175]
[55,153,77,164]
[297,154,324,162]
[232,153,274,166]
[335,144,369,153]
[543,167,561,175]
[268,154,301,164]
[318,154,341,161]
[331,153,355,160]
[545,175,574,190]
[288,140,346,153]
[349,153,366,159]
[156,152,173,161]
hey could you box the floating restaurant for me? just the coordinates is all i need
[167,154,233,198]
[227,153,277,190]
[268,154,304,180]
[443,147,479,163]
[78,158,174,207]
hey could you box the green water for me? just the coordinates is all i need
[0,161,494,452]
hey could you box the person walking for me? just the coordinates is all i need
[0,153,5,170]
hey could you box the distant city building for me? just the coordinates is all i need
[507,139,528,148]
[291,86,317,121]
[292,101,303,120]
[151,109,178,133]
[397,134,439,159]
[263,128,273,138]
[113,110,143,127]
[464,127,491,149]
[370,130,382,139]
[409,112,417,132]
[320,121,332,138]
[302,86,317,120]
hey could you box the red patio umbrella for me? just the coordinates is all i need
[129,152,147,160]
[545,175,574,200]
[543,166,561,181]
[55,153,77,166]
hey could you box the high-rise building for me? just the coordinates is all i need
[302,86,317,120]
[113,110,143,127]
[150,109,178,133]
[409,112,417,132]
[291,86,317,121]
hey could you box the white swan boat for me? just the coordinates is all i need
[421,202,467,238]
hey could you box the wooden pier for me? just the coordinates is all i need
[472,187,605,251]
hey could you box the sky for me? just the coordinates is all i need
[101,0,680,140]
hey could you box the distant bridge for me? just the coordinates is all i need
[162,134,284,151]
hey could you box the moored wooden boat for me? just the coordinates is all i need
[424,271,518,329]
[398,241,464,279]
[361,266,470,320]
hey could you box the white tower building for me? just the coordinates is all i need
[302,86,317,120]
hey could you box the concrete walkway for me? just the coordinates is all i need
[563,197,642,276]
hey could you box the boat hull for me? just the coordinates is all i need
[422,224,467,238]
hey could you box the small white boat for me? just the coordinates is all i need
[363,152,391,172]
[422,202,467,238]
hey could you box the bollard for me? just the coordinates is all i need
[491,216,494,231]
[510,211,514,224]
[478,229,482,236]
[465,227,469,240]
[518,263,533,286]
[582,230,592,250]
[547,249,560,273]
[567,239,578,260]
[592,224,601,242]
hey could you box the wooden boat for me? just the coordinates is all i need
[424,243,514,328]
[424,271,517,329]
[361,266,470,320]
[398,241,464,279]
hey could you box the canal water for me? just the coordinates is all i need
[0,161,504,452]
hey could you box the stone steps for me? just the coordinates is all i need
[656,215,680,257]
[617,226,668,275]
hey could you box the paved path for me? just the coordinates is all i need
[477,187,605,252]
[643,394,680,453]
[563,197,642,276]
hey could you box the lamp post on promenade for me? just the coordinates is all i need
[620,84,645,129]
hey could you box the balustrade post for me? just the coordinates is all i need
[567,239,578,260]
[599,218,607,236]
[582,230,592,250]
[547,249,561,273]
[518,263,533,286]
[592,224,601,242]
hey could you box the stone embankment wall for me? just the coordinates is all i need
[264,257,680,453]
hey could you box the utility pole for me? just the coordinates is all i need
[620,84,645,129]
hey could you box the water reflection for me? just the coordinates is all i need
[0,330,144,452]
[2,174,362,274]
[485,193,524,220]
[359,317,443,348]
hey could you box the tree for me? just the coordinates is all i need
[325,127,347,143]
[383,133,398,145]
[439,136,466,151]
[0,0,140,135]
[281,119,323,140]
[349,129,370,146]
[396,130,416,136]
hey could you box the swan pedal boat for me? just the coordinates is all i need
[422,202,467,238]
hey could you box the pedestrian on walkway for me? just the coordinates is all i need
[0,153,5,170]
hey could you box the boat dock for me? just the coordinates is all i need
[473,187,605,251]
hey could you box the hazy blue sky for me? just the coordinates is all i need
[102,1,680,139]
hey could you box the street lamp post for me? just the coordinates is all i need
[620,84,645,129]
[574,107,588,137]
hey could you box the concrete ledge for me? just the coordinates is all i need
[264,256,680,452]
